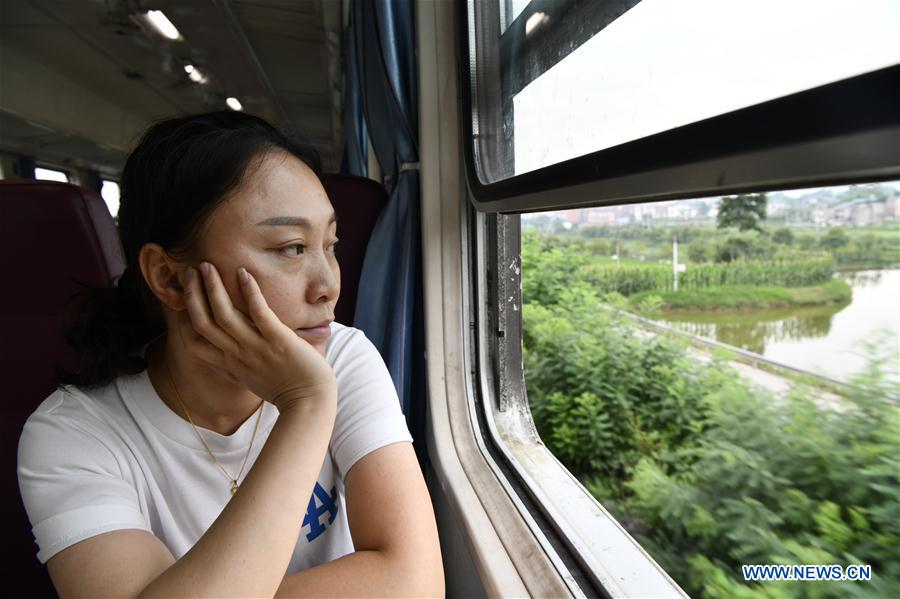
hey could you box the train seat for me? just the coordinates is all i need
[1,173,386,594]
[0,180,125,596]
[320,173,389,326]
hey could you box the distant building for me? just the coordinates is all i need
[819,197,887,227]
[586,208,616,226]
[564,209,586,226]
[886,197,900,220]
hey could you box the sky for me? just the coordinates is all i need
[512,0,900,176]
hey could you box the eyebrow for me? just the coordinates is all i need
[255,213,338,228]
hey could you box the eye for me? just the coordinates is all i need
[328,239,340,253]
[278,243,305,257]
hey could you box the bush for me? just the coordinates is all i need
[820,228,850,250]
[523,293,727,485]
[688,239,713,263]
[716,232,775,263]
[773,227,795,245]
[624,358,900,598]
[521,236,900,598]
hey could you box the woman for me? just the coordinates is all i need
[17,111,444,597]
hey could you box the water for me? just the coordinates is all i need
[655,269,900,384]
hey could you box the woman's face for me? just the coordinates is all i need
[191,151,340,354]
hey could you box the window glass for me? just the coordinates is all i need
[504,0,531,28]
[469,0,900,183]
[34,167,69,183]
[101,180,120,218]
[521,182,900,596]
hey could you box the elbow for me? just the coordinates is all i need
[387,546,444,598]
[419,557,445,599]
[405,562,445,599]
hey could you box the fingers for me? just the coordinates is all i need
[198,262,257,342]
[181,265,241,355]
[174,311,241,385]
[238,267,290,341]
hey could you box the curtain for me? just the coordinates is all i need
[339,5,368,178]
[16,155,35,180]
[341,0,426,465]
[84,170,103,193]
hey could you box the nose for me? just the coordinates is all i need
[305,251,340,305]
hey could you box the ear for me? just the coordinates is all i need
[138,243,187,311]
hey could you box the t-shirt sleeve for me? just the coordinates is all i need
[17,390,150,564]
[329,328,414,479]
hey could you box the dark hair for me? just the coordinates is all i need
[59,111,321,388]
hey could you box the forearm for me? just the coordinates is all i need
[275,549,444,598]
[139,392,337,598]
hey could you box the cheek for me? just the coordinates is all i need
[330,258,341,296]
[254,276,306,325]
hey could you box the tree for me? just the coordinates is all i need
[772,227,795,245]
[687,240,711,263]
[716,193,768,232]
[820,227,850,250]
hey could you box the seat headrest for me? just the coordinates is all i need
[0,180,124,399]
[0,180,124,596]
[321,174,389,326]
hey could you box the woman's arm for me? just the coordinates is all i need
[274,442,444,598]
[47,263,339,598]
[47,396,335,598]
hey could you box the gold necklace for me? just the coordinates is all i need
[163,360,264,495]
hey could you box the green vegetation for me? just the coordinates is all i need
[521,241,900,598]
[522,230,840,307]
[628,279,852,312]
[583,258,836,295]
[524,220,900,273]
[717,193,768,232]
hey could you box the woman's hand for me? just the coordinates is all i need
[176,261,336,413]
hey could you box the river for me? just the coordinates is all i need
[654,268,900,385]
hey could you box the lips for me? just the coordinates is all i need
[295,319,334,341]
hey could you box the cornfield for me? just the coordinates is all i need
[581,258,835,296]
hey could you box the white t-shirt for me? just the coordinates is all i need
[17,322,413,572]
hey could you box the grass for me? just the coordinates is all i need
[628,278,852,311]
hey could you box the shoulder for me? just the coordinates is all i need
[21,380,124,440]
[22,384,110,437]
[18,380,131,476]
[323,323,411,477]
[324,322,386,377]
[18,380,150,563]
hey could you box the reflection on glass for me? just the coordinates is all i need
[512,0,899,176]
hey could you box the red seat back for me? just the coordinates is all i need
[321,174,388,326]
[1,174,386,594]
[0,180,124,596]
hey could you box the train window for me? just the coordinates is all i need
[100,179,120,218]
[33,166,69,183]
[501,0,531,32]
[460,0,899,596]
[470,0,899,184]
[520,183,900,597]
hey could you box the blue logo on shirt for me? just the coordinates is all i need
[302,482,338,541]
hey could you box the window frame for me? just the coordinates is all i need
[461,0,900,208]
[455,0,900,595]
[466,208,688,596]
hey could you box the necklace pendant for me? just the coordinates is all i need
[230,481,239,495]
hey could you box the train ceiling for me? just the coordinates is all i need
[0,0,343,176]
